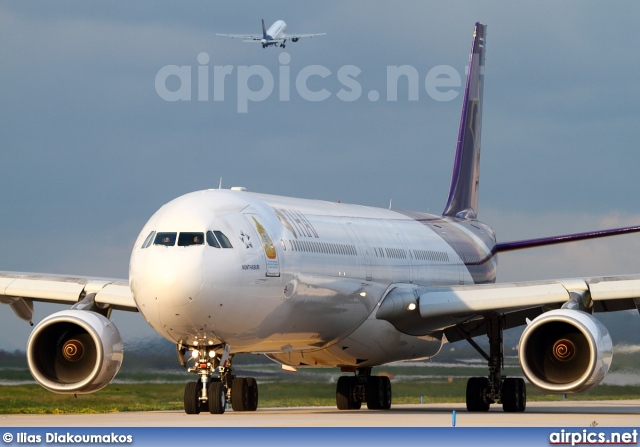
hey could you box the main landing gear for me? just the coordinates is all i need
[461,315,526,412]
[181,344,258,414]
[335,367,392,410]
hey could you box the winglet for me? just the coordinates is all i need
[262,19,267,39]
[442,23,486,220]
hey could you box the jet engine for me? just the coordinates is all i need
[519,309,612,394]
[27,310,124,394]
[291,37,299,42]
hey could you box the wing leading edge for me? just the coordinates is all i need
[377,275,640,340]
[0,271,136,324]
[215,33,325,41]
[285,33,326,39]
[214,34,262,40]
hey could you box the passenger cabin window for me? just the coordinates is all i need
[154,232,177,246]
[206,230,233,249]
[178,232,205,246]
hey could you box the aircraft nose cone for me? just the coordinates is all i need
[132,248,204,338]
[147,250,203,305]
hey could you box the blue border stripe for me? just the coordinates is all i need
[2,427,638,447]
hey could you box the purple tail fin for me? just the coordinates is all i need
[262,19,267,39]
[442,23,486,220]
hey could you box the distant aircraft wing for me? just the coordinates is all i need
[284,33,326,39]
[376,275,640,341]
[214,34,262,40]
[0,271,137,324]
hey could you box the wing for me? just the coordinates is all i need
[0,271,136,324]
[376,274,640,341]
[284,33,326,39]
[214,34,262,40]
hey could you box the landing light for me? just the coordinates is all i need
[359,292,366,297]
[407,303,417,311]
[208,350,216,358]
[191,350,199,359]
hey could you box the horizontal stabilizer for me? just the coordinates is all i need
[496,225,640,252]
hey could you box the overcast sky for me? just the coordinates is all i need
[1,1,640,350]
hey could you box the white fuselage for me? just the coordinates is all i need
[129,189,497,368]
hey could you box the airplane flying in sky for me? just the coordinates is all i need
[2,23,640,415]
[215,19,325,48]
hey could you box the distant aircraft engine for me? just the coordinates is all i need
[27,310,123,394]
[291,37,299,42]
[519,309,612,394]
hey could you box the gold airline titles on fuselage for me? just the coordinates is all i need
[273,208,319,240]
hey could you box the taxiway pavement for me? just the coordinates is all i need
[2,401,639,427]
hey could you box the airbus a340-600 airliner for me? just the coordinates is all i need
[2,23,640,414]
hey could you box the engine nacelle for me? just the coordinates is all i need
[519,309,612,394]
[27,310,124,394]
[291,37,299,42]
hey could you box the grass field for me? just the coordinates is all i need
[3,380,640,414]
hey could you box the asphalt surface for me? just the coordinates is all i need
[2,401,639,427]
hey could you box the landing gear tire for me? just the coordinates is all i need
[246,377,259,411]
[466,377,490,412]
[207,381,226,414]
[365,376,392,410]
[366,376,383,409]
[336,376,361,410]
[231,377,259,411]
[231,377,249,411]
[502,378,526,412]
[184,381,201,414]
[380,376,392,410]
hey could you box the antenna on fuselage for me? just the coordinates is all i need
[218,177,223,189]
[389,199,392,210]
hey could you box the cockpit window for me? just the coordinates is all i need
[141,231,156,249]
[206,230,233,248]
[154,232,177,246]
[148,231,228,248]
[214,231,233,248]
[206,231,220,248]
[178,232,205,246]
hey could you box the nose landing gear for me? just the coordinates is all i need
[181,343,259,414]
